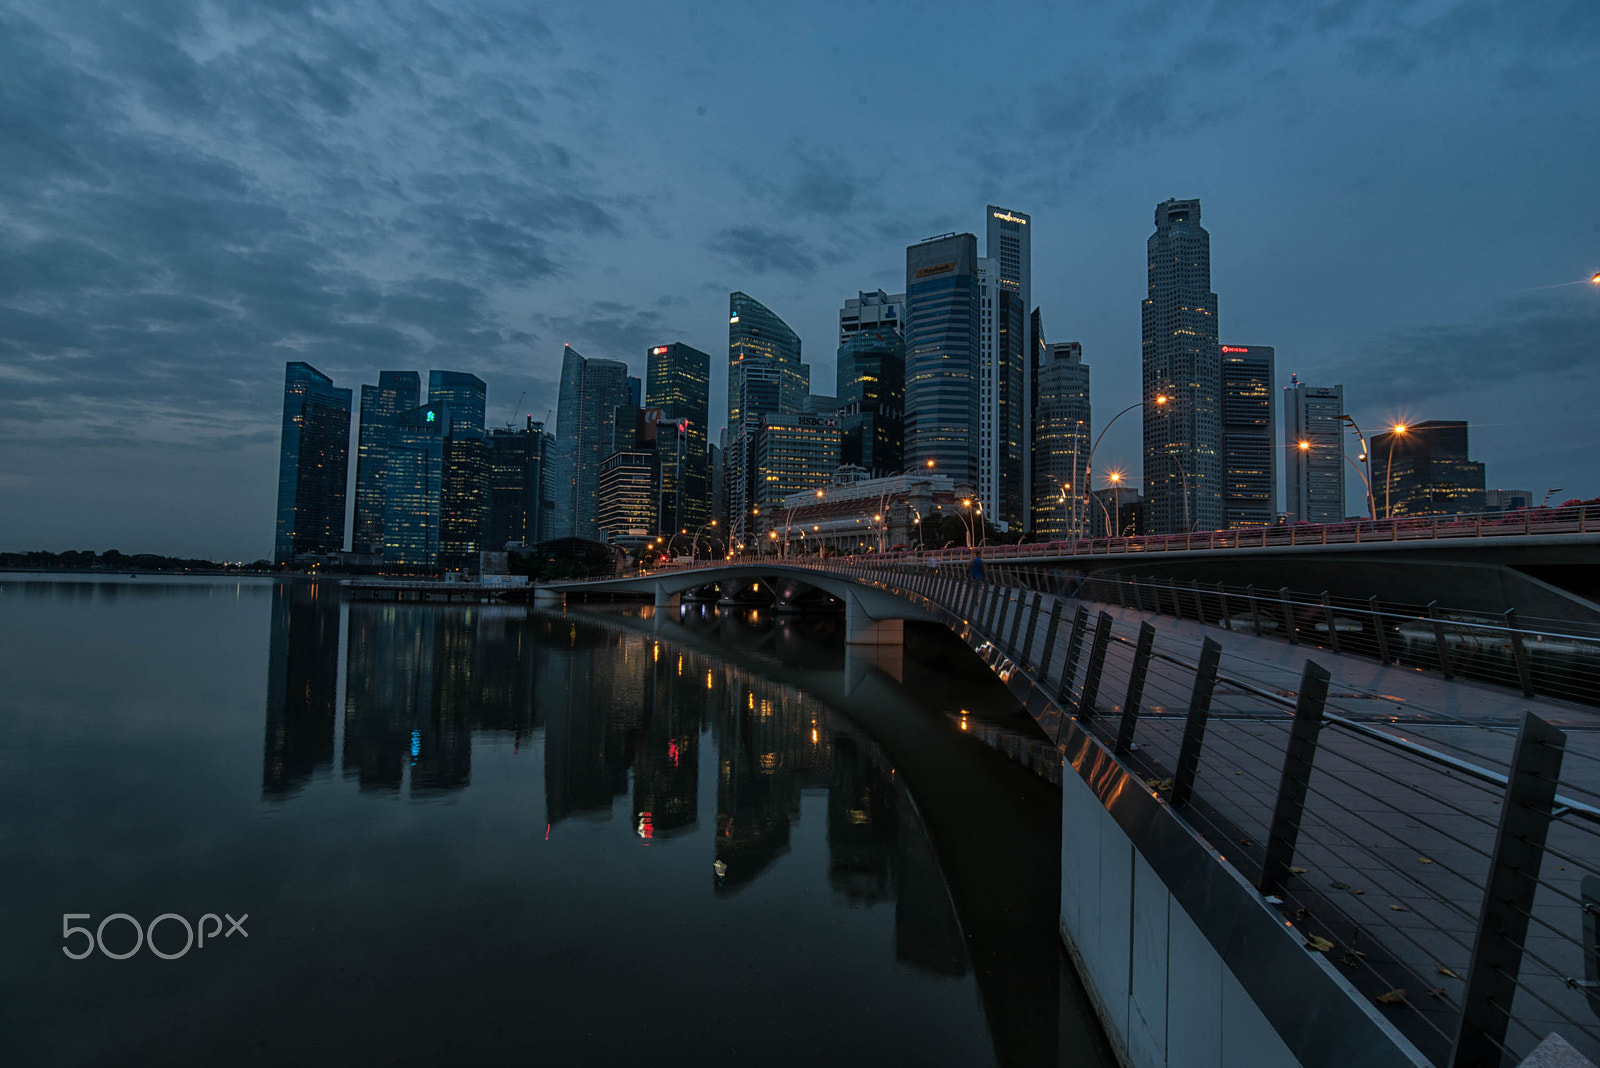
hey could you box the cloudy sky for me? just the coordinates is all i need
[2,0,1597,559]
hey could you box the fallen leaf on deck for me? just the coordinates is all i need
[1437,966,1460,979]
[1376,989,1408,1005]
[1390,904,1407,912]
[1290,866,1308,874]
[1350,888,1365,895]
[1331,881,1351,890]
[1305,935,1335,952]
[1417,857,1433,864]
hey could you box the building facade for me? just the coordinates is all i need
[439,429,488,572]
[645,342,711,534]
[1221,345,1276,527]
[352,371,421,555]
[597,450,660,552]
[486,418,553,549]
[728,292,808,433]
[904,233,980,489]
[274,361,352,565]
[381,403,447,569]
[1371,420,1486,518]
[552,345,632,541]
[837,324,905,479]
[1032,342,1091,540]
[1284,376,1345,524]
[980,206,1031,531]
[426,370,486,435]
[753,413,842,517]
[1142,199,1222,533]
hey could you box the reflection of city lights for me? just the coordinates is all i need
[811,728,819,744]
[713,860,727,877]
[705,671,713,690]
[668,740,681,767]
[637,812,655,839]
[652,643,659,662]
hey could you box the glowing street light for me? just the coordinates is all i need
[1383,422,1411,520]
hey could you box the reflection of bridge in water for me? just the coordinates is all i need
[547,558,1600,1068]
[262,582,1106,1066]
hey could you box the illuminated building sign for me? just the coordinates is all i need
[991,211,1028,224]
[651,346,669,354]
[1221,345,1249,353]
[425,410,436,422]
[914,262,955,278]
[729,315,739,324]
[643,408,666,423]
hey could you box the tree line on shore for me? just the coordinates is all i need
[0,550,273,572]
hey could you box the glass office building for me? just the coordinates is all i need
[382,403,447,569]
[728,292,808,432]
[427,370,486,435]
[1372,420,1485,518]
[1222,345,1276,527]
[836,326,904,478]
[273,361,352,565]
[904,233,980,489]
[486,419,554,549]
[1284,377,1345,524]
[352,371,421,555]
[646,342,711,533]
[1032,342,1091,540]
[551,345,632,541]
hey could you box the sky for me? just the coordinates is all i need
[2,0,1598,560]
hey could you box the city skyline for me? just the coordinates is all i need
[3,1,1598,557]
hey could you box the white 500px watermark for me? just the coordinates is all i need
[62,913,248,960]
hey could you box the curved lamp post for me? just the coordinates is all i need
[1383,423,1410,520]
[1296,439,1374,520]
[1083,395,1167,539]
[1340,415,1378,520]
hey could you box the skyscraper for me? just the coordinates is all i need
[382,403,447,569]
[486,418,553,548]
[646,342,711,532]
[839,289,904,344]
[904,233,980,489]
[427,371,486,435]
[837,316,905,478]
[1371,420,1485,519]
[439,428,488,571]
[551,345,631,541]
[728,356,786,544]
[1142,198,1222,533]
[1032,341,1091,540]
[1222,345,1276,527]
[597,450,659,552]
[728,292,808,433]
[754,413,842,515]
[273,361,352,566]
[1284,376,1345,524]
[982,206,1031,531]
[352,371,421,555]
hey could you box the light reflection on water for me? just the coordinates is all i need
[0,575,1111,1067]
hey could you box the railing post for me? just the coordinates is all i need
[1076,611,1115,721]
[1217,582,1233,630]
[1115,622,1157,755]
[1022,592,1043,665]
[1190,578,1206,624]
[983,586,1001,634]
[1449,712,1567,1068]
[1116,578,1128,609]
[1007,589,1027,652]
[1260,659,1332,898]
[1428,601,1455,678]
[1170,638,1223,807]
[1058,606,1090,704]
[1369,596,1393,665]
[1279,586,1298,645]
[1038,601,1064,678]
[1504,608,1535,698]
[1320,591,1341,655]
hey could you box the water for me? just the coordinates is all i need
[0,575,1112,1067]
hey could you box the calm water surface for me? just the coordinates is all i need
[0,575,1111,1066]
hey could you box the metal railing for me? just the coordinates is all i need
[811,557,1600,1068]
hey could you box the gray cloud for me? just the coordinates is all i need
[708,226,819,277]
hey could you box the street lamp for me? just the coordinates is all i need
[1383,422,1410,520]
[1083,395,1167,540]
[1297,438,1373,520]
[1340,415,1378,520]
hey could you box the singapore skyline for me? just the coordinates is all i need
[2,1,1597,559]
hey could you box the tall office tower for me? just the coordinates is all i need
[1370,420,1486,518]
[728,357,786,544]
[708,442,726,531]
[728,292,808,433]
[551,345,632,540]
[439,427,489,572]
[352,371,421,555]
[1283,376,1346,524]
[487,418,553,549]
[839,289,905,343]
[426,371,486,435]
[837,323,905,478]
[803,394,838,415]
[382,402,447,569]
[646,342,711,533]
[1221,345,1277,527]
[983,206,1032,531]
[1032,342,1091,540]
[904,233,980,489]
[274,361,352,566]
[1142,198,1222,533]
[754,413,842,514]
[597,450,660,552]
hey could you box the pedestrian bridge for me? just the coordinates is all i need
[545,557,1600,1068]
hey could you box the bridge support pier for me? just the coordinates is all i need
[652,586,680,609]
[533,587,564,607]
[844,590,904,646]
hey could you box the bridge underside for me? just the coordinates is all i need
[543,566,937,646]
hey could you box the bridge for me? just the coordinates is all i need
[544,554,1600,1068]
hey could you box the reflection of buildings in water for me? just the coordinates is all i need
[632,640,703,839]
[263,581,340,797]
[543,627,630,825]
[341,604,469,794]
[826,732,898,903]
[892,789,968,976]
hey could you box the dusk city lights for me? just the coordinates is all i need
[3,3,1600,1067]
